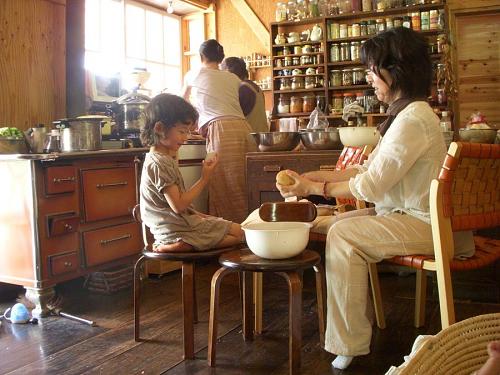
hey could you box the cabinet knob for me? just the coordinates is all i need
[64,261,72,267]
[263,165,282,172]
[64,223,73,231]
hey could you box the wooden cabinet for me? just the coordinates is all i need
[270,2,449,126]
[0,149,145,316]
[246,150,341,212]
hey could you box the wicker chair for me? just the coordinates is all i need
[371,142,500,329]
[393,313,500,375]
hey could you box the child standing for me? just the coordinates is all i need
[140,93,243,252]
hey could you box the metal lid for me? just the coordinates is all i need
[116,92,151,105]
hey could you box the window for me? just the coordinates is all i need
[85,0,182,98]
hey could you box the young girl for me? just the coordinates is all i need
[139,93,244,253]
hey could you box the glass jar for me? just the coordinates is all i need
[330,44,340,62]
[303,95,316,112]
[291,76,304,89]
[376,0,386,12]
[362,0,372,11]
[340,0,352,13]
[280,77,291,90]
[411,12,421,31]
[363,89,377,113]
[342,69,353,86]
[305,76,316,89]
[286,0,298,21]
[340,42,351,61]
[290,96,303,113]
[330,70,342,86]
[332,93,344,114]
[309,0,320,17]
[352,23,361,37]
[403,15,412,28]
[367,20,377,35]
[284,56,292,66]
[376,18,386,33]
[393,17,403,28]
[339,24,348,38]
[277,96,290,113]
[350,41,361,61]
[429,9,439,30]
[292,56,300,65]
[420,11,430,30]
[385,17,394,29]
[352,67,365,84]
[343,92,356,107]
[275,2,287,22]
[296,0,308,19]
[330,22,340,39]
[347,24,353,37]
[355,92,365,108]
[360,21,367,36]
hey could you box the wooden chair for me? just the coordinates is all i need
[371,142,500,329]
[131,204,238,359]
[208,202,326,375]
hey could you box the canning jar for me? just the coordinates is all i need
[309,0,320,17]
[385,17,393,29]
[302,95,316,112]
[367,20,377,35]
[420,11,430,30]
[360,21,367,36]
[343,92,356,107]
[296,0,308,19]
[330,70,342,86]
[342,69,353,86]
[286,0,298,21]
[350,41,360,61]
[332,93,343,114]
[330,23,340,39]
[339,24,348,38]
[362,0,372,11]
[275,2,287,22]
[429,9,439,30]
[292,57,300,65]
[291,76,304,89]
[330,44,340,62]
[355,92,365,108]
[340,42,351,61]
[284,57,292,66]
[411,12,421,31]
[277,96,290,113]
[290,96,303,113]
[352,23,361,37]
[376,18,386,33]
[305,76,316,89]
[280,77,291,90]
[352,67,365,84]
[363,89,377,113]
[393,17,403,27]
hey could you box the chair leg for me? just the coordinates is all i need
[414,269,427,327]
[313,264,326,347]
[242,271,254,341]
[253,272,263,335]
[435,264,456,329]
[134,255,146,341]
[368,262,386,329]
[208,266,235,367]
[280,271,303,375]
[192,262,198,324]
[182,261,195,360]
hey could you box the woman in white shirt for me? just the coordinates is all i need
[277,27,473,370]
[182,40,255,223]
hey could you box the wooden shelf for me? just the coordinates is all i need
[273,64,324,71]
[273,52,324,59]
[275,112,313,117]
[274,73,325,79]
[328,84,371,90]
[327,60,364,67]
[324,3,445,21]
[248,65,271,69]
[274,87,326,94]
[272,40,322,48]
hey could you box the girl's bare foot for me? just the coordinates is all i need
[153,241,193,253]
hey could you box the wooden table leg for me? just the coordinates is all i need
[313,264,326,347]
[134,255,146,342]
[281,271,303,375]
[192,263,198,324]
[253,272,263,335]
[182,261,195,360]
[242,271,254,341]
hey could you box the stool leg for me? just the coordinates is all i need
[368,262,386,329]
[313,264,326,347]
[182,261,195,360]
[242,271,254,341]
[208,266,235,367]
[281,271,303,375]
[253,272,263,335]
[134,255,146,341]
[193,263,198,324]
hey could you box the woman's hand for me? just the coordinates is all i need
[276,170,320,198]
[201,153,219,181]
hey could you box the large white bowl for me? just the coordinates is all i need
[242,222,311,259]
[338,126,381,147]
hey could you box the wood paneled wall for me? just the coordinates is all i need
[0,0,66,130]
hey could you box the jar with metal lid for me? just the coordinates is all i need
[355,92,365,108]
[376,18,386,33]
[360,21,367,36]
[352,67,365,85]
[385,17,393,29]
[305,76,316,89]
[347,24,353,37]
[340,42,351,61]
[302,95,316,112]
[411,12,421,31]
[277,96,290,113]
[362,0,372,11]
[343,92,356,107]
[429,9,439,30]
[300,55,312,65]
[352,23,361,37]
[330,44,340,62]
[420,11,430,30]
[367,20,377,35]
[393,17,403,28]
[283,46,291,55]
[280,77,291,90]
[290,96,303,113]
[330,22,340,39]
[363,90,377,113]
[292,56,300,65]
[339,24,348,38]
[291,76,304,90]
[284,56,292,66]
[330,70,342,86]
[286,0,298,21]
[350,41,361,61]
[275,2,287,22]
[332,93,343,114]
[342,69,353,86]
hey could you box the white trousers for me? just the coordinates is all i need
[324,212,435,356]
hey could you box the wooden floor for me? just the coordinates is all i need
[0,260,498,375]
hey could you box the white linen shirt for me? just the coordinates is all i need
[349,101,445,223]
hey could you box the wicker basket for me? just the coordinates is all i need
[0,137,29,154]
[397,313,500,375]
[84,264,133,294]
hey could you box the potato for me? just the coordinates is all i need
[276,170,296,186]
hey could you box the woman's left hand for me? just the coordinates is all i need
[276,170,318,198]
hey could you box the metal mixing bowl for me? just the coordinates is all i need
[251,132,300,152]
[299,129,342,150]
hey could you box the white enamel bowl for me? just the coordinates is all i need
[338,126,381,147]
[242,222,311,259]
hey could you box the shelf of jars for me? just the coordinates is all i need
[274,87,326,94]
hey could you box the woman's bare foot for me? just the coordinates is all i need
[153,241,193,253]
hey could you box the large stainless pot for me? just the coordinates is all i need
[113,93,150,133]
[54,117,103,152]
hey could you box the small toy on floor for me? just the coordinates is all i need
[1,303,38,324]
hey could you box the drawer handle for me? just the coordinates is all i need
[263,165,282,172]
[64,223,73,231]
[100,234,132,245]
[96,181,128,188]
[63,261,72,267]
[319,165,336,171]
[53,177,75,183]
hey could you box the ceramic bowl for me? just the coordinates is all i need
[338,126,381,147]
[458,128,498,144]
[242,222,311,259]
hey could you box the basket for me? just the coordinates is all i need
[0,137,29,154]
[84,264,133,294]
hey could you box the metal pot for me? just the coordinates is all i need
[112,93,150,133]
[54,118,103,152]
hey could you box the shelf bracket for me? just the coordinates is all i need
[229,0,270,50]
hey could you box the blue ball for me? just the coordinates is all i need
[7,303,31,324]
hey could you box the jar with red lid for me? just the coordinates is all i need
[343,92,356,107]
[302,95,316,112]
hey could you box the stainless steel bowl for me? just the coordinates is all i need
[251,132,300,152]
[458,128,498,144]
[299,129,342,150]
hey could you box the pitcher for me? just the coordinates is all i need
[25,125,47,153]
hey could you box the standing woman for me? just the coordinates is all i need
[276,27,474,369]
[182,40,255,224]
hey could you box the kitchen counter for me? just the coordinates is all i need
[0,148,148,161]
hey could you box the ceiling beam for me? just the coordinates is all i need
[229,0,270,50]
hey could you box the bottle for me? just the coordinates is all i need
[440,111,452,132]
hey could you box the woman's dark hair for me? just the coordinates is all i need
[199,39,225,63]
[361,27,432,98]
[221,57,248,80]
[140,93,198,147]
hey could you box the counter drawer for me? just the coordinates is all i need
[49,251,79,276]
[45,166,77,194]
[83,222,142,267]
[82,167,136,222]
[47,213,79,237]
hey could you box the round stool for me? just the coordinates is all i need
[207,248,326,375]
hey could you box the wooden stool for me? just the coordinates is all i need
[207,248,326,375]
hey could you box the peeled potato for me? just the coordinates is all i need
[276,170,296,186]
